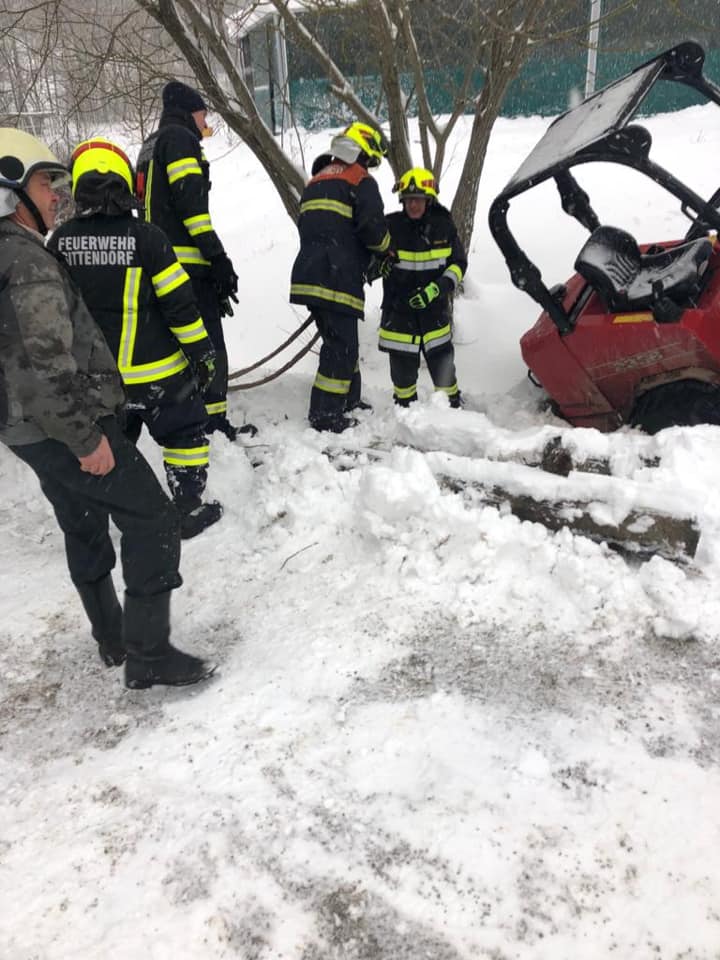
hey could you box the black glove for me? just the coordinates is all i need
[209,253,239,304]
[191,351,216,395]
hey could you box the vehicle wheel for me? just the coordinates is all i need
[629,379,720,434]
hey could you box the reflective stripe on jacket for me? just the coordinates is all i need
[290,160,390,319]
[48,214,213,404]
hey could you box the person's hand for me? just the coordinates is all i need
[79,434,115,476]
[209,253,239,303]
[192,351,216,394]
[408,280,440,310]
[378,249,398,279]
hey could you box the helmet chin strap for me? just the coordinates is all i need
[15,187,49,236]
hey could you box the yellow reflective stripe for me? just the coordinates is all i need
[423,324,452,346]
[167,156,203,184]
[121,351,189,384]
[290,283,364,312]
[300,198,353,218]
[394,383,417,399]
[173,246,211,267]
[367,231,390,253]
[435,382,459,397]
[445,263,463,285]
[206,400,227,415]
[119,267,142,372]
[183,213,214,236]
[379,328,420,345]
[398,247,452,262]
[145,159,155,221]
[152,262,189,297]
[314,372,351,395]
[612,312,654,324]
[170,317,209,345]
[163,445,210,467]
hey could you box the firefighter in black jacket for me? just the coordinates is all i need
[290,122,392,433]
[49,137,223,540]
[136,80,252,441]
[378,168,465,407]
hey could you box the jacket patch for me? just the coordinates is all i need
[56,233,138,267]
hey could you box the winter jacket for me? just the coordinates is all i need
[136,109,225,281]
[0,218,124,456]
[290,160,390,318]
[48,213,213,407]
[378,203,467,354]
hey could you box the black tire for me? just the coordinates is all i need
[629,379,720,434]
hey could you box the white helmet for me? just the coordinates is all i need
[0,128,69,218]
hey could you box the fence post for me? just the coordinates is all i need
[585,0,602,98]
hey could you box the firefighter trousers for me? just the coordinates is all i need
[193,276,229,427]
[389,340,460,406]
[309,309,362,429]
[10,415,182,597]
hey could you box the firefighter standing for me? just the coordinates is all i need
[290,122,392,433]
[378,168,465,407]
[136,80,252,440]
[49,137,223,540]
[0,128,214,689]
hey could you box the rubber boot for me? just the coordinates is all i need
[76,574,126,667]
[179,500,223,540]
[123,591,216,690]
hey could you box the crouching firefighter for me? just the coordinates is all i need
[378,167,465,407]
[48,137,223,540]
[290,122,392,433]
[0,127,214,688]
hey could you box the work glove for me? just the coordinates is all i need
[408,280,440,310]
[192,351,217,395]
[209,253,239,306]
[378,249,398,279]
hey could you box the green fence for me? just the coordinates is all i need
[288,50,720,130]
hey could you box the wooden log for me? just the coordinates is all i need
[437,475,699,562]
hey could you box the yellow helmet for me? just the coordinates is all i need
[69,137,134,197]
[330,122,388,168]
[393,167,438,201]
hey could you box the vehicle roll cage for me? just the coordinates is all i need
[488,42,720,335]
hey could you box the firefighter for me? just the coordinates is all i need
[136,80,254,441]
[378,167,465,407]
[48,137,223,541]
[0,128,214,689]
[290,121,393,433]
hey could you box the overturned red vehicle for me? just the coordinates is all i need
[489,41,720,433]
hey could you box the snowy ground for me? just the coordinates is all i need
[2,106,720,959]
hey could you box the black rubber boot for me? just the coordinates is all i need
[76,574,126,667]
[179,500,223,540]
[123,591,216,690]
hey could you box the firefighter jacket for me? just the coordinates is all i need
[0,218,124,457]
[136,108,225,280]
[379,203,467,355]
[48,213,214,407]
[290,159,390,319]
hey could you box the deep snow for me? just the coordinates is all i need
[2,105,720,959]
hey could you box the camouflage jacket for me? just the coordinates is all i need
[0,218,124,456]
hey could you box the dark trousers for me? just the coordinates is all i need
[10,416,182,597]
[124,391,209,512]
[193,277,228,418]
[309,309,361,428]
[389,341,460,406]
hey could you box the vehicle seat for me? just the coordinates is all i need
[574,225,713,312]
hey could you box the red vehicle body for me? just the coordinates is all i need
[521,241,720,430]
